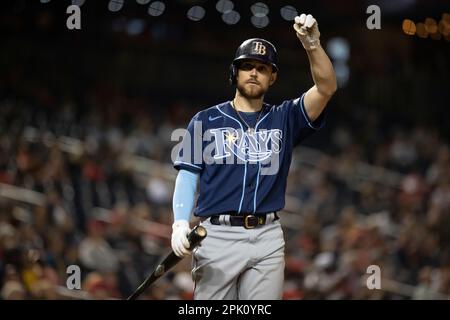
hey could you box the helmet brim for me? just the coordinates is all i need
[233,56,278,72]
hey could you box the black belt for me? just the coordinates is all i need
[208,212,279,229]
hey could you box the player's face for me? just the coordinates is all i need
[236,60,277,99]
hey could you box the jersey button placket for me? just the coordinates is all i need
[244,164,258,211]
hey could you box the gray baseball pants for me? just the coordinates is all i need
[191,215,285,300]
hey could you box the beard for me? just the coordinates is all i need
[236,82,266,100]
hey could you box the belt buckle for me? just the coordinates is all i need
[244,215,258,229]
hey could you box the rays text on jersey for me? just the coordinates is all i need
[171,122,282,174]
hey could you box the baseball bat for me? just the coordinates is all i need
[126,225,207,300]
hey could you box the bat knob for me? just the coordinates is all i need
[187,225,207,249]
[195,225,207,237]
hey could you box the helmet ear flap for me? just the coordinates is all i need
[229,64,237,85]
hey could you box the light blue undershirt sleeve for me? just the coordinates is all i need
[173,169,200,221]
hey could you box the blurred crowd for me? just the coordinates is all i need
[284,124,450,299]
[0,90,193,300]
[0,83,448,300]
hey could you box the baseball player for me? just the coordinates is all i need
[171,14,336,299]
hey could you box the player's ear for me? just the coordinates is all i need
[269,72,277,86]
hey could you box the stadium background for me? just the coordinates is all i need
[0,0,449,300]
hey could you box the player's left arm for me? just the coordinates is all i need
[294,14,337,122]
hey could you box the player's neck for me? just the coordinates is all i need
[232,95,264,113]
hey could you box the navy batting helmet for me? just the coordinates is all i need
[229,38,278,85]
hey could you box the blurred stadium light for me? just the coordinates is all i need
[251,2,269,18]
[108,0,124,12]
[327,37,350,88]
[187,6,206,22]
[222,10,240,25]
[147,1,165,16]
[216,0,234,14]
[280,5,298,21]
[251,15,270,29]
